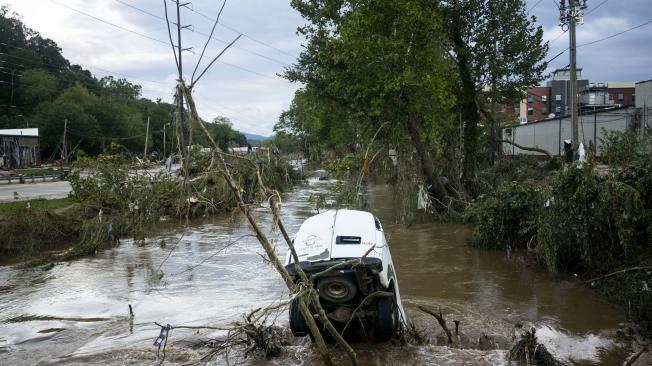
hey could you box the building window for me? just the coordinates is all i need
[514,107,520,114]
[618,93,624,101]
[527,95,534,103]
[541,95,547,102]
[541,106,548,114]
[527,107,534,115]
[555,94,562,101]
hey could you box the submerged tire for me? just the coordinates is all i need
[289,299,309,337]
[375,294,398,342]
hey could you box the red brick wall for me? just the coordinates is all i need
[526,87,551,121]
[608,88,635,106]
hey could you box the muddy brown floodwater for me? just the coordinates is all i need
[0,178,638,365]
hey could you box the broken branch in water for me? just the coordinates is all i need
[311,245,376,279]
[585,266,652,284]
[418,305,453,345]
[625,343,650,366]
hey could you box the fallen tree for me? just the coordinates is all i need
[499,139,553,159]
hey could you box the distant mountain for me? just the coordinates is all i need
[242,132,270,142]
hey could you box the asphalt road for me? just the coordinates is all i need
[0,181,72,203]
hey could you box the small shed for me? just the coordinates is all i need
[0,128,41,169]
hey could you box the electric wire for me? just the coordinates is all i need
[48,0,284,81]
[528,0,545,13]
[114,0,291,67]
[0,44,170,86]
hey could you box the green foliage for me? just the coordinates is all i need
[601,130,652,166]
[307,193,327,212]
[535,165,643,272]
[324,154,359,179]
[472,157,652,332]
[469,181,543,250]
[17,68,57,104]
[199,117,248,151]
[0,198,81,256]
[283,0,549,205]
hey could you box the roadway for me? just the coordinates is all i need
[0,181,72,203]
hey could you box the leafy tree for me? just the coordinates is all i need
[17,68,57,105]
[202,117,248,151]
[33,84,101,157]
[287,0,457,206]
[443,0,548,169]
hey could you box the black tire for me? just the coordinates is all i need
[317,276,357,303]
[289,298,310,337]
[375,294,398,342]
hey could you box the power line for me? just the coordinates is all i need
[544,18,652,66]
[586,0,608,15]
[0,45,169,86]
[50,0,171,47]
[579,19,652,47]
[186,6,299,60]
[49,0,284,81]
[528,0,545,13]
[113,0,291,67]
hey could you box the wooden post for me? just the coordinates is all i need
[143,115,150,160]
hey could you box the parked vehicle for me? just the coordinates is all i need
[285,209,407,341]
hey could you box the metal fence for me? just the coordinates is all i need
[501,106,651,157]
[0,173,63,185]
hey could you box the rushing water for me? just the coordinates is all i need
[0,178,639,365]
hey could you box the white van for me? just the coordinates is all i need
[285,209,407,341]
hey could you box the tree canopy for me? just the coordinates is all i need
[280,0,548,206]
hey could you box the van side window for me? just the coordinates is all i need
[374,217,382,230]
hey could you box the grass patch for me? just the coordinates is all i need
[0,197,78,216]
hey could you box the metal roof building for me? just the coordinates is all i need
[0,128,41,169]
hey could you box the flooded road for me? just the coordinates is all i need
[0,179,634,365]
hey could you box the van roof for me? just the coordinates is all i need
[296,209,379,243]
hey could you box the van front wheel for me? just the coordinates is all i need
[289,298,309,337]
[375,294,398,342]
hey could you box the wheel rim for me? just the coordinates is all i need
[324,282,349,300]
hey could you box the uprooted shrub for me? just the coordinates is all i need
[471,158,652,334]
[468,181,544,250]
[508,328,562,366]
[0,201,82,256]
[536,164,645,273]
[1,152,295,261]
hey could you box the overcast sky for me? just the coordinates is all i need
[2,0,650,135]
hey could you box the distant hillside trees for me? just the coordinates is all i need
[0,6,246,162]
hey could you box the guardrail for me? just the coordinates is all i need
[0,173,64,185]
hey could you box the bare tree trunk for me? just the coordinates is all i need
[498,139,553,159]
[405,115,451,210]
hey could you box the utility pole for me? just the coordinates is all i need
[10,69,15,106]
[559,0,587,159]
[143,114,150,160]
[176,0,184,115]
[62,119,68,163]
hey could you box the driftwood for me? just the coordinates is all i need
[585,266,652,284]
[625,343,650,366]
[499,139,553,158]
[418,306,454,345]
